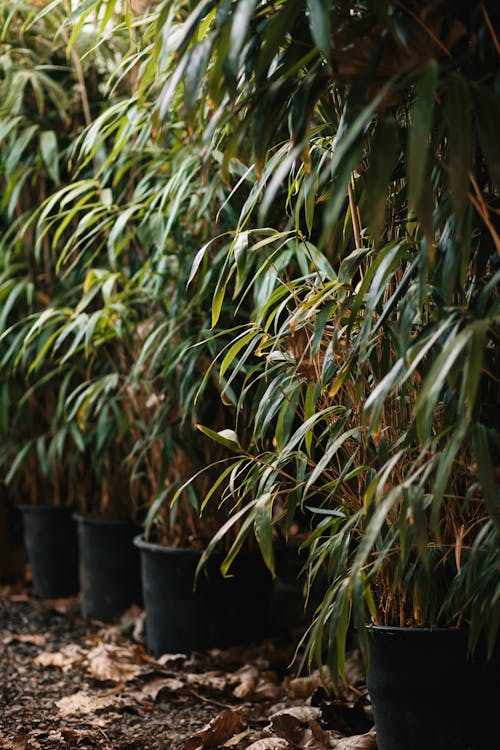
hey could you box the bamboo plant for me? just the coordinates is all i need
[101,0,499,677]
[3,0,498,678]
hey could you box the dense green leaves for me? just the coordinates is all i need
[1,0,499,679]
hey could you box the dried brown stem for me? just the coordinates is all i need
[482,4,500,57]
[348,178,363,250]
[468,171,500,258]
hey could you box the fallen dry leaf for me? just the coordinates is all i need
[288,674,323,700]
[288,668,335,700]
[139,676,186,701]
[183,710,243,750]
[270,706,322,724]
[3,735,29,750]
[233,666,259,698]
[222,729,250,746]
[185,671,228,692]
[332,729,377,749]
[86,643,147,682]
[270,706,329,750]
[56,690,119,717]
[34,644,85,671]
[3,633,47,646]
[157,653,187,666]
[253,676,283,701]
[246,740,290,750]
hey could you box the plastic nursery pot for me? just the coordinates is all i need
[134,535,274,657]
[0,500,26,582]
[75,515,142,622]
[365,624,500,750]
[19,505,79,598]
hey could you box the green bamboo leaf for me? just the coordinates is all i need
[255,0,303,80]
[408,60,438,213]
[430,422,467,535]
[365,116,399,238]
[227,0,257,74]
[200,462,240,512]
[184,36,213,115]
[472,424,500,535]
[207,21,231,105]
[219,329,257,380]
[188,239,214,286]
[196,424,242,452]
[69,422,85,453]
[446,74,472,221]
[6,124,38,175]
[306,0,331,60]
[463,324,487,422]
[415,326,470,442]
[39,130,60,183]
[253,79,294,174]
[473,85,500,189]
[253,492,275,574]
[68,0,101,23]
[212,262,234,327]
[322,86,391,236]
[233,230,249,294]
[5,441,33,484]
[158,54,191,122]
[196,499,257,579]
[304,381,318,456]
[304,428,360,495]
[219,513,255,577]
[175,0,217,57]
[354,487,404,573]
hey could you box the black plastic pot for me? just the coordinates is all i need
[75,515,142,622]
[366,625,499,750]
[134,536,274,657]
[19,505,79,598]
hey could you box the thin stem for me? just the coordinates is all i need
[348,177,362,250]
[482,4,500,57]
[396,1,452,58]
[468,171,500,258]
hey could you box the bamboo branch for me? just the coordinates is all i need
[468,171,500,258]
[348,177,363,250]
[482,4,500,58]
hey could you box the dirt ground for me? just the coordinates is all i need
[0,585,375,750]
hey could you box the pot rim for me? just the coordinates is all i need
[133,533,208,556]
[18,504,74,513]
[366,623,467,636]
[134,535,270,569]
[73,513,139,528]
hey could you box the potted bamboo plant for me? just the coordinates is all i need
[0,0,95,598]
[109,0,499,745]
[15,0,275,644]
[0,0,144,611]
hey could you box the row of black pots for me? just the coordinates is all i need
[19,505,273,657]
[20,506,498,749]
[19,505,141,621]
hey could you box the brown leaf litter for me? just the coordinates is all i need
[1,589,374,750]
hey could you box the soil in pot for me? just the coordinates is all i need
[19,505,79,598]
[134,536,274,657]
[365,624,500,750]
[75,515,142,622]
